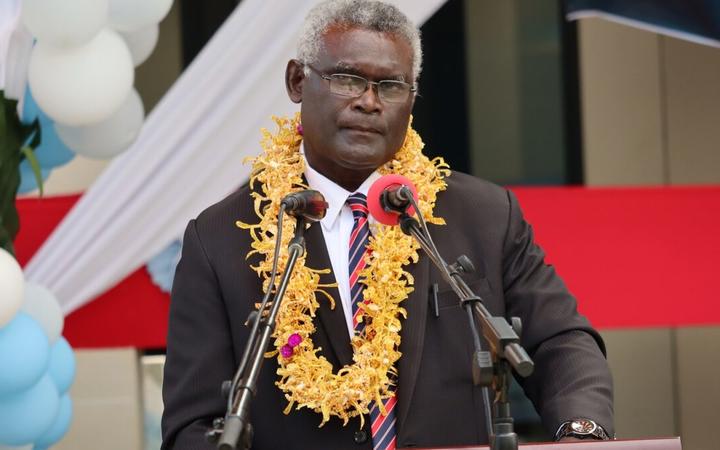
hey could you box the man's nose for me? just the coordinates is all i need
[352,82,382,113]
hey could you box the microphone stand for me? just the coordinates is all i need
[397,213,533,450]
[207,217,308,450]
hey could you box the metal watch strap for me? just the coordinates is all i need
[554,418,611,441]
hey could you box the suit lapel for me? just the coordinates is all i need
[396,245,430,429]
[304,221,354,367]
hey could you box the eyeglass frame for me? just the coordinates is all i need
[305,64,417,103]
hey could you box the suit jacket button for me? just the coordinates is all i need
[353,430,368,444]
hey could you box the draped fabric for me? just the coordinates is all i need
[22,0,448,314]
[0,0,21,91]
[566,0,720,47]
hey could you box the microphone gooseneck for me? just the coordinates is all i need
[211,189,321,449]
[367,173,533,450]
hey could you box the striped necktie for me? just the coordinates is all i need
[347,193,398,450]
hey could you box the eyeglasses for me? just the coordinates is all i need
[306,64,416,103]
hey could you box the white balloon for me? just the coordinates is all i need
[109,0,173,33]
[55,88,145,159]
[21,0,109,47]
[21,283,64,344]
[0,444,33,450]
[0,248,24,328]
[28,28,134,127]
[120,24,159,67]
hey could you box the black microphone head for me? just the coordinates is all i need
[368,174,418,225]
[281,190,328,222]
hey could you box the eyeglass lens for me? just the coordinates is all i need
[329,74,411,103]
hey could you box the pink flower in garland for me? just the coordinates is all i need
[281,334,303,358]
[288,333,302,348]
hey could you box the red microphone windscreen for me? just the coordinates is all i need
[367,174,418,225]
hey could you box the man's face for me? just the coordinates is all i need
[286,26,415,190]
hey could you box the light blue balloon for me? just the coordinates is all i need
[20,88,53,126]
[17,160,50,195]
[0,313,50,397]
[47,338,75,395]
[0,375,60,446]
[20,88,52,126]
[146,240,182,293]
[31,124,75,169]
[34,394,72,449]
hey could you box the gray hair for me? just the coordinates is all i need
[297,0,423,80]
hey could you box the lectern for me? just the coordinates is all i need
[413,437,682,450]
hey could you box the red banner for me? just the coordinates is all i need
[14,185,720,348]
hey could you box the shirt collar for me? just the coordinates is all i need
[301,144,381,230]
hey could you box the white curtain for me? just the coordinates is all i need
[0,0,20,90]
[23,0,448,314]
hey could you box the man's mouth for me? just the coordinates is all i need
[341,124,383,134]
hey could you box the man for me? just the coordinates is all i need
[161,1,614,449]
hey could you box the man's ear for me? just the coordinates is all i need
[285,59,305,104]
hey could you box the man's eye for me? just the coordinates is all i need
[382,82,405,92]
[334,75,359,86]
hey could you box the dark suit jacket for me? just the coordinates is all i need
[161,171,614,450]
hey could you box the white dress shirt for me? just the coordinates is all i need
[302,149,380,337]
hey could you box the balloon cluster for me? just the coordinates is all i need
[15,0,172,192]
[0,248,76,448]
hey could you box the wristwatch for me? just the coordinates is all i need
[554,418,611,441]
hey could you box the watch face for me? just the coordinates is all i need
[571,419,597,435]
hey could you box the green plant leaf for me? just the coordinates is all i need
[0,90,41,255]
[21,146,44,197]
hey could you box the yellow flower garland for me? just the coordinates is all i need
[238,114,450,427]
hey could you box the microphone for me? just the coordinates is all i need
[281,190,328,222]
[367,174,419,225]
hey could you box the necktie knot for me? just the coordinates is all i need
[347,193,369,219]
